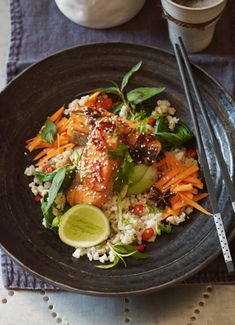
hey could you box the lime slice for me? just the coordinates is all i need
[58,204,110,248]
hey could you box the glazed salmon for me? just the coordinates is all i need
[67,116,121,207]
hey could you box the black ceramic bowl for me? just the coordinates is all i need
[0,43,235,296]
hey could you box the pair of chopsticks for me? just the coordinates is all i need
[173,37,235,273]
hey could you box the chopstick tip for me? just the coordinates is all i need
[226,261,235,273]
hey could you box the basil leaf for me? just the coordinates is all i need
[156,115,170,132]
[127,87,165,105]
[96,255,120,269]
[112,244,149,259]
[155,119,193,147]
[45,167,66,212]
[112,244,135,255]
[112,102,123,114]
[108,144,128,160]
[132,251,149,259]
[35,170,57,182]
[121,61,142,91]
[60,166,76,192]
[41,118,57,144]
[114,151,134,191]
[75,86,121,99]
[41,195,54,229]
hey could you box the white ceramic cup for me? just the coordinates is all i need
[161,0,227,53]
[55,0,146,29]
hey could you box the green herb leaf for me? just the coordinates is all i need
[121,61,142,91]
[131,110,148,121]
[41,118,57,144]
[75,86,121,99]
[96,255,120,269]
[60,166,76,192]
[45,167,66,212]
[155,118,193,147]
[116,185,128,221]
[41,195,54,229]
[108,144,128,160]
[114,151,134,191]
[112,102,123,114]
[51,216,60,228]
[111,243,148,259]
[35,170,57,182]
[137,117,149,133]
[132,251,149,260]
[127,87,165,105]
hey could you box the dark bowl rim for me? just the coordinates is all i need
[1,41,235,296]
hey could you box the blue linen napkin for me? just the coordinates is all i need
[1,0,235,290]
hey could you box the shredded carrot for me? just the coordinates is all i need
[179,193,211,216]
[155,152,210,218]
[164,152,181,170]
[50,106,64,123]
[163,165,199,189]
[162,207,181,219]
[25,105,74,164]
[85,91,100,107]
[152,158,167,169]
[193,193,208,201]
[172,184,194,192]
[156,168,183,188]
[183,176,204,189]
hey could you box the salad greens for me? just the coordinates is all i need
[75,61,165,117]
[45,167,66,213]
[114,151,134,191]
[40,166,76,229]
[121,61,142,91]
[41,118,57,144]
[155,116,193,148]
[127,87,165,105]
[97,243,148,269]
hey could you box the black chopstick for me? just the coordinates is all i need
[178,37,235,213]
[173,40,234,273]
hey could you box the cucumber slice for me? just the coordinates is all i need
[127,166,158,195]
[128,164,149,185]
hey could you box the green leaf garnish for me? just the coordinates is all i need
[108,144,128,160]
[96,255,120,269]
[96,243,148,269]
[45,167,66,212]
[155,116,193,147]
[41,118,57,144]
[35,170,57,182]
[41,195,54,229]
[127,87,165,105]
[121,61,142,91]
[114,151,134,191]
[112,102,123,114]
